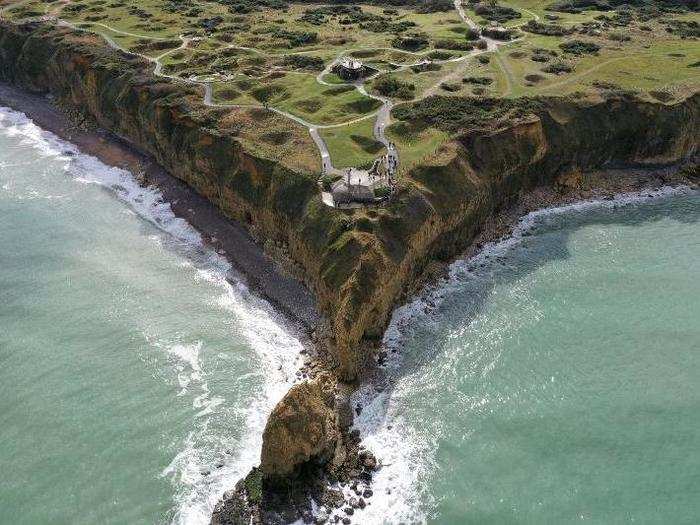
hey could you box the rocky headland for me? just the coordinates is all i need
[0,18,697,524]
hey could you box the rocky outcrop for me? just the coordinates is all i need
[260,373,340,482]
[0,21,697,385]
[1,19,697,524]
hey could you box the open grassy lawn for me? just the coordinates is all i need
[214,73,381,125]
[493,19,700,101]
[386,120,450,174]
[224,107,321,174]
[3,0,697,178]
[319,118,384,169]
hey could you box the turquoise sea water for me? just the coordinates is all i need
[1,105,699,525]
[354,187,700,524]
[0,107,301,524]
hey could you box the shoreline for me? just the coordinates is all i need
[2,78,696,524]
[345,176,698,525]
[0,81,321,344]
[359,165,698,388]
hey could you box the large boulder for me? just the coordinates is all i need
[260,372,340,481]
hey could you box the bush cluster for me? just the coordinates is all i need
[392,96,543,133]
[373,76,416,100]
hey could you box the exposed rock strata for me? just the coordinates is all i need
[260,372,340,482]
[1,19,698,524]
[0,21,697,382]
[211,375,377,525]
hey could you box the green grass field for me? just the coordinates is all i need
[2,0,697,175]
[319,118,385,169]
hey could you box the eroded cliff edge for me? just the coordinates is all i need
[0,21,697,384]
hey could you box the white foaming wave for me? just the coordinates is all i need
[166,267,302,525]
[349,183,697,525]
[0,106,302,524]
[0,105,203,247]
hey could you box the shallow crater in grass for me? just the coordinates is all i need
[350,134,384,154]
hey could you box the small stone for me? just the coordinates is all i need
[201,470,210,476]
[350,497,360,509]
[342,518,351,525]
[343,506,354,515]
[355,404,362,416]
[315,510,328,524]
[358,498,366,509]
[363,489,373,498]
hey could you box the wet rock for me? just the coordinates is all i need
[360,451,377,470]
[260,372,339,482]
[363,489,373,498]
[358,498,366,509]
[343,506,354,515]
[342,518,351,525]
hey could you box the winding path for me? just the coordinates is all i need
[7,0,519,203]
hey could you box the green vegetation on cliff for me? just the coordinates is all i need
[0,0,697,382]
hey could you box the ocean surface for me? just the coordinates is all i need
[0,107,301,524]
[1,105,699,525]
[354,186,700,524]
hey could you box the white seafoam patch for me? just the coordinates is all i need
[347,183,697,525]
[0,106,301,524]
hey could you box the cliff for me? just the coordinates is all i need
[0,21,697,382]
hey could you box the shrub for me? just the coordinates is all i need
[218,88,240,100]
[525,73,546,83]
[559,40,601,54]
[416,0,454,13]
[373,76,416,100]
[374,186,391,199]
[473,2,522,23]
[261,130,292,144]
[282,55,324,71]
[427,50,455,60]
[244,469,263,504]
[434,39,474,51]
[465,28,481,41]
[542,61,573,74]
[392,95,543,133]
[522,20,575,36]
[607,31,631,41]
[392,35,429,51]
[440,82,461,92]
[411,61,442,73]
[463,76,493,85]
[271,28,317,48]
[321,174,341,191]
[251,85,288,104]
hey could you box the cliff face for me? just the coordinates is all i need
[1,21,697,381]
